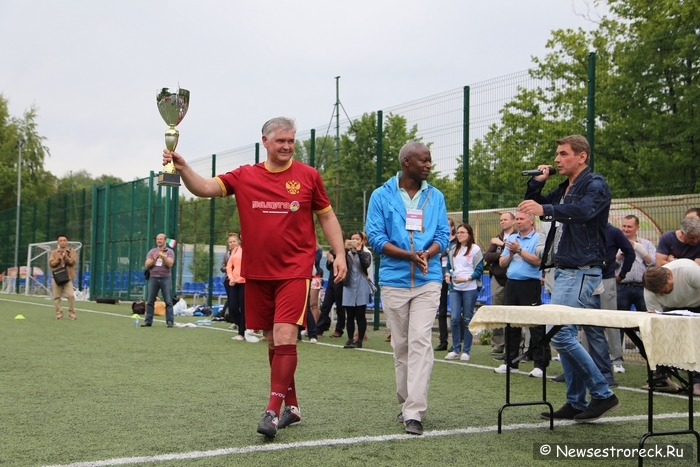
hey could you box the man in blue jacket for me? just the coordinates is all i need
[519,134,620,423]
[366,141,449,436]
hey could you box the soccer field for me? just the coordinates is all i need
[1,295,696,467]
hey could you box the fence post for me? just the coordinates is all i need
[208,154,216,306]
[587,51,596,171]
[90,184,99,300]
[373,110,383,331]
[171,181,180,299]
[100,183,111,297]
[79,188,86,291]
[463,85,470,223]
[310,129,316,168]
[145,172,154,300]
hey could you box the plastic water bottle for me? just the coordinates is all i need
[134,315,140,328]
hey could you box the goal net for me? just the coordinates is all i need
[12,241,86,299]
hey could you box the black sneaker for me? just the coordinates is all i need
[490,347,504,355]
[540,403,584,420]
[435,343,448,351]
[404,419,423,435]
[167,321,174,328]
[573,395,621,423]
[551,374,565,383]
[257,410,279,438]
[278,405,301,429]
[493,354,506,361]
[142,322,152,327]
[343,340,355,348]
[397,411,404,423]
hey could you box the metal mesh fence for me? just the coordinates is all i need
[1,24,698,307]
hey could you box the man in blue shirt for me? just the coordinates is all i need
[495,210,550,377]
[520,134,620,423]
[366,141,450,436]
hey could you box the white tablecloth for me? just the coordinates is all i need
[469,304,700,372]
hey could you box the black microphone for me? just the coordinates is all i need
[522,167,556,176]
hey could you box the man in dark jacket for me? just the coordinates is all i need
[520,134,620,423]
[483,212,515,355]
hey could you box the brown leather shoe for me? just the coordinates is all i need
[330,331,343,338]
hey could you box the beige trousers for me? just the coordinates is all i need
[52,278,75,315]
[382,282,441,422]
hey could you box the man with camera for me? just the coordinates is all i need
[49,234,78,320]
[144,233,175,328]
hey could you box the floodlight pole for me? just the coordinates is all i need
[14,138,26,293]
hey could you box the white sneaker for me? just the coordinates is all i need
[231,335,245,341]
[309,338,318,344]
[494,364,518,374]
[613,364,626,374]
[228,323,238,330]
[301,330,308,336]
[244,330,260,343]
[444,351,459,360]
[460,353,470,361]
[552,355,560,361]
[529,367,544,378]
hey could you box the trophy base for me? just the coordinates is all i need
[157,172,181,187]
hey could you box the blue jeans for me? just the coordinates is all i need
[449,289,478,354]
[616,283,647,311]
[146,276,174,324]
[549,268,613,410]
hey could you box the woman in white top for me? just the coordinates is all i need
[445,223,484,361]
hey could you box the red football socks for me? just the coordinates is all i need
[266,344,297,414]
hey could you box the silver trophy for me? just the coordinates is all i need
[156,87,190,186]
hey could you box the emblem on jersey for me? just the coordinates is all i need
[290,201,300,212]
[286,180,301,194]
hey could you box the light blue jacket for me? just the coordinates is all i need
[365,177,450,288]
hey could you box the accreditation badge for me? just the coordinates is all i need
[406,209,423,231]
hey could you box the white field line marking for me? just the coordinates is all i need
[3,297,693,399]
[41,412,699,467]
[6,296,696,463]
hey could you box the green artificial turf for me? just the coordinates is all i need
[0,295,696,466]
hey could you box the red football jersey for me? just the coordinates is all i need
[215,160,331,280]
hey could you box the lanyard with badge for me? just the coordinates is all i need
[407,188,432,253]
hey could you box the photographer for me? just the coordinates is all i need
[342,232,372,348]
[49,234,78,320]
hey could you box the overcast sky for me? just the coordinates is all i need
[0,0,606,182]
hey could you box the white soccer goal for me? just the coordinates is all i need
[20,241,85,299]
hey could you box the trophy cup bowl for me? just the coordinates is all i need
[156,87,190,186]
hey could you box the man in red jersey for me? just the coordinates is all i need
[163,117,347,438]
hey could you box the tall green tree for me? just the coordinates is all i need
[0,95,56,210]
[55,170,124,194]
[467,0,700,201]
[294,134,336,172]
[335,112,420,233]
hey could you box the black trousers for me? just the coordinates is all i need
[318,282,344,333]
[503,278,550,370]
[345,305,367,341]
[437,279,449,345]
[227,282,245,335]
